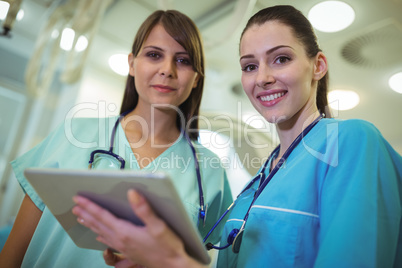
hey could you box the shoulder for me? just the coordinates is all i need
[319,118,382,143]
[63,116,115,131]
[336,118,378,132]
[302,118,388,167]
[320,118,377,130]
[26,116,119,155]
[318,118,402,166]
[61,116,118,139]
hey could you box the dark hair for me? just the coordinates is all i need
[240,5,331,117]
[120,10,205,139]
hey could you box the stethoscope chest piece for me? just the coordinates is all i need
[232,229,244,253]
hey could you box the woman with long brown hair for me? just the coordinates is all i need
[0,10,232,268]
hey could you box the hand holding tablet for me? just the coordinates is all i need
[73,189,205,267]
[24,168,211,265]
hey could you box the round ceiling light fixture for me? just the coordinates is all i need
[75,35,88,52]
[109,54,129,76]
[328,89,360,110]
[308,1,355,33]
[16,9,24,21]
[389,72,402,94]
[0,1,10,20]
[60,28,75,51]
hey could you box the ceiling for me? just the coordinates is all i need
[1,0,402,158]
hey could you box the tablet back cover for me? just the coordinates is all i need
[24,168,211,264]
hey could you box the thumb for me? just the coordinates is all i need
[127,189,163,228]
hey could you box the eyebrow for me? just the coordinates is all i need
[143,45,163,51]
[143,45,189,55]
[239,45,293,61]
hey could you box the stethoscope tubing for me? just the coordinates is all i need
[89,111,205,220]
[203,114,324,250]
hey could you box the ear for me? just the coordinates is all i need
[128,53,135,77]
[192,73,201,89]
[313,52,328,81]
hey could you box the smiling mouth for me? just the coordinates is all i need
[259,92,286,102]
[152,85,175,92]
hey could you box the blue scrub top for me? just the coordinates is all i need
[12,116,232,268]
[217,118,402,268]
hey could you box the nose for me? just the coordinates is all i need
[256,64,275,88]
[159,58,176,78]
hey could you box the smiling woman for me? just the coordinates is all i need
[0,9,232,268]
[239,24,327,126]
[215,5,402,267]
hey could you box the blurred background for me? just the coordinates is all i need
[0,0,401,236]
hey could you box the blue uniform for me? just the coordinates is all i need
[217,118,402,268]
[12,116,232,267]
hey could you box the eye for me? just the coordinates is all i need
[241,64,258,72]
[146,52,161,59]
[274,56,291,64]
[176,57,192,66]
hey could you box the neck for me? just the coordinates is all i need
[122,102,180,143]
[274,109,321,161]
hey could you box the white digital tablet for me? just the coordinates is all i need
[24,168,211,265]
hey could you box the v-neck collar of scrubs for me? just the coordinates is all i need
[117,121,185,170]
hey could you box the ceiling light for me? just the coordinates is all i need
[0,1,10,20]
[328,89,360,110]
[389,72,402,94]
[75,35,88,52]
[308,1,355,32]
[16,9,24,21]
[108,54,129,76]
[60,27,75,51]
[51,29,59,39]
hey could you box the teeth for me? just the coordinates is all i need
[260,92,285,102]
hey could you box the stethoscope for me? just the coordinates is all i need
[88,111,206,223]
[203,114,324,253]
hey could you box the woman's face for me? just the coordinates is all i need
[129,24,199,111]
[240,21,325,125]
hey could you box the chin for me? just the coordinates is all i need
[259,111,288,124]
